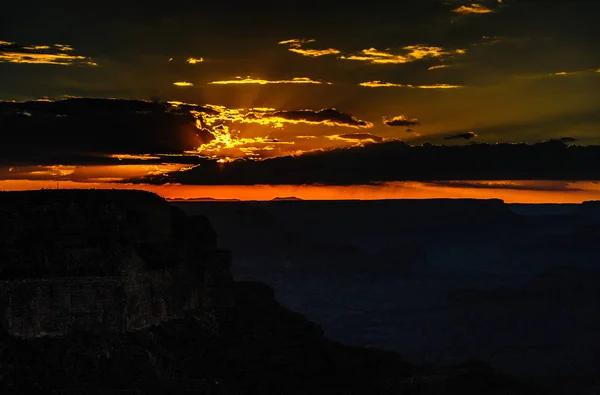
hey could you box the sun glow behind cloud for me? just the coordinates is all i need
[2,180,599,204]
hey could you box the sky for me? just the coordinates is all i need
[1,0,600,201]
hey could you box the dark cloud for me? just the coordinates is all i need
[444,131,478,140]
[548,137,577,144]
[425,180,582,192]
[270,109,373,128]
[406,129,416,133]
[130,139,600,185]
[384,115,420,127]
[0,98,212,165]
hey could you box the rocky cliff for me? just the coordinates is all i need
[0,189,231,338]
[0,190,548,394]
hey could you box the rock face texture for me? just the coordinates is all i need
[0,190,231,338]
[0,190,548,394]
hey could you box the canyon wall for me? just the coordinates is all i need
[0,189,231,338]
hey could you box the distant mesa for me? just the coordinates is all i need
[169,197,241,202]
[271,196,303,201]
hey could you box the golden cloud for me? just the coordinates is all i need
[326,133,383,144]
[208,76,331,85]
[173,81,194,87]
[0,41,97,66]
[175,104,373,159]
[552,71,577,76]
[278,38,340,57]
[452,4,494,14]
[289,47,341,57]
[278,38,316,46]
[340,45,465,64]
[359,81,408,87]
[186,57,204,64]
[428,65,449,70]
[417,84,463,89]
[359,81,463,89]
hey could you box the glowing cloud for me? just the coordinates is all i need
[0,41,97,66]
[452,4,494,14]
[340,45,464,65]
[190,105,372,130]
[186,57,204,64]
[173,81,194,87]
[278,38,340,57]
[359,81,408,88]
[360,81,463,89]
[428,65,449,70]
[417,84,464,89]
[289,47,341,57]
[326,133,383,144]
[208,76,331,85]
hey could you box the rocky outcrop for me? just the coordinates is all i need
[0,190,231,338]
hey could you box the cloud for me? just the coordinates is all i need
[190,104,373,130]
[289,47,341,57]
[360,81,463,89]
[547,137,577,144]
[340,45,466,65]
[173,81,194,87]
[417,84,463,89]
[359,81,408,88]
[278,38,340,57]
[278,39,315,46]
[268,109,373,128]
[444,131,478,140]
[180,103,374,159]
[425,180,582,192]
[326,133,384,143]
[208,76,331,85]
[0,98,213,166]
[384,115,420,127]
[0,40,97,66]
[186,57,204,64]
[131,140,600,186]
[452,4,494,14]
[428,65,449,70]
[552,71,578,76]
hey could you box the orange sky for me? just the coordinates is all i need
[2,180,599,203]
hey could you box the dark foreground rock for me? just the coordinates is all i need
[0,281,540,395]
[0,190,547,394]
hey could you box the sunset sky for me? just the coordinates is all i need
[1,0,600,201]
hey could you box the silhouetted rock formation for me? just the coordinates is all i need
[0,190,231,338]
[0,190,545,394]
